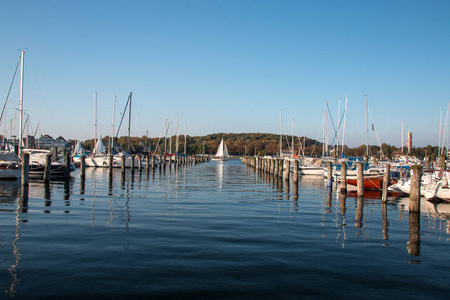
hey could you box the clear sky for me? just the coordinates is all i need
[0,0,449,148]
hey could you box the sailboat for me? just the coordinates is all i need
[212,139,229,161]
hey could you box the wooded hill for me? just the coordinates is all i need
[73,133,440,160]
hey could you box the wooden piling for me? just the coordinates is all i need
[109,154,113,175]
[409,165,423,213]
[381,164,390,203]
[340,161,347,192]
[356,162,364,198]
[283,160,290,180]
[327,161,332,187]
[293,160,299,183]
[121,155,126,175]
[44,153,52,182]
[278,159,284,178]
[130,154,135,173]
[21,153,30,186]
[64,151,71,180]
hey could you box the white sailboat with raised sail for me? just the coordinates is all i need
[212,139,229,161]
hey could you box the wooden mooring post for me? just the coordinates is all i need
[283,160,290,180]
[340,161,347,193]
[121,155,126,175]
[409,165,423,213]
[327,161,332,188]
[21,153,30,186]
[293,160,298,183]
[64,151,71,180]
[356,162,364,198]
[44,153,52,182]
[381,164,390,203]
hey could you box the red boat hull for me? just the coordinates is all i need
[347,175,397,190]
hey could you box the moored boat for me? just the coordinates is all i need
[347,175,398,190]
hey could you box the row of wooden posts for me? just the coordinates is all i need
[20,152,210,186]
[241,156,423,213]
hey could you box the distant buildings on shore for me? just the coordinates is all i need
[3,134,68,151]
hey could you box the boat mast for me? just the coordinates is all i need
[439,110,443,155]
[291,118,294,157]
[169,120,172,154]
[341,96,348,156]
[111,95,116,153]
[184,126,187,155]
[176,113,179,153]
[365,95,369,157]
[127,92,132,151]
[337,99,341,157]
[18,50,25,154]
[94,92,97,150]
[401,121,404,154]
[325,102,328,157]
[279,110,282,158]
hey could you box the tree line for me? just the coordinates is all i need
[69,133,441,160]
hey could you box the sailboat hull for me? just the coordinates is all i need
[211,157,229,161]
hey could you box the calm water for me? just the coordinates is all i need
[1,159,450,299]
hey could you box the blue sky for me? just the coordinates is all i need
[0,0,449,148]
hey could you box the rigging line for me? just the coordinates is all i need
[0,56,21,124]
[325,102,337,137]
[329,110,347,148]
[368,107,384,156]
[115,94,131,139]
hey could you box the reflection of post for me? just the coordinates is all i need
[108,174,113,196]
[382,202,388,241]
[284,177,289,196]
[293,180,299,202]
[80,155,86,179]
[326,186,332,212]
[339,192,346,214]
[407,212,420,257]
[355,196,363,228]
[20,185,29,213]
[80,178,85,195]
[382,164,390,202]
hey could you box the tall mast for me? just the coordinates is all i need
[279,110,282,158]
[439,110,443,155]
[176,113,179,153]
[291,118,294,156]
[169,120,172,154]
[18,50,25,153]
[127,92,132,151]
[94,92,97,149]
[401,121,404,154]
[341,97,348,156]
[337,99,341,156]
[365,95,369,157]
[184,126,187,155]
[322,109,325,157]
[325,102,328,157]
[111,95,116,153]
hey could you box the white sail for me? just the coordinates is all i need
[223,141,229,158]
[93,135,106,154]
[216,139,224,157]
[74,141,82,154]
[212,139,229,161]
